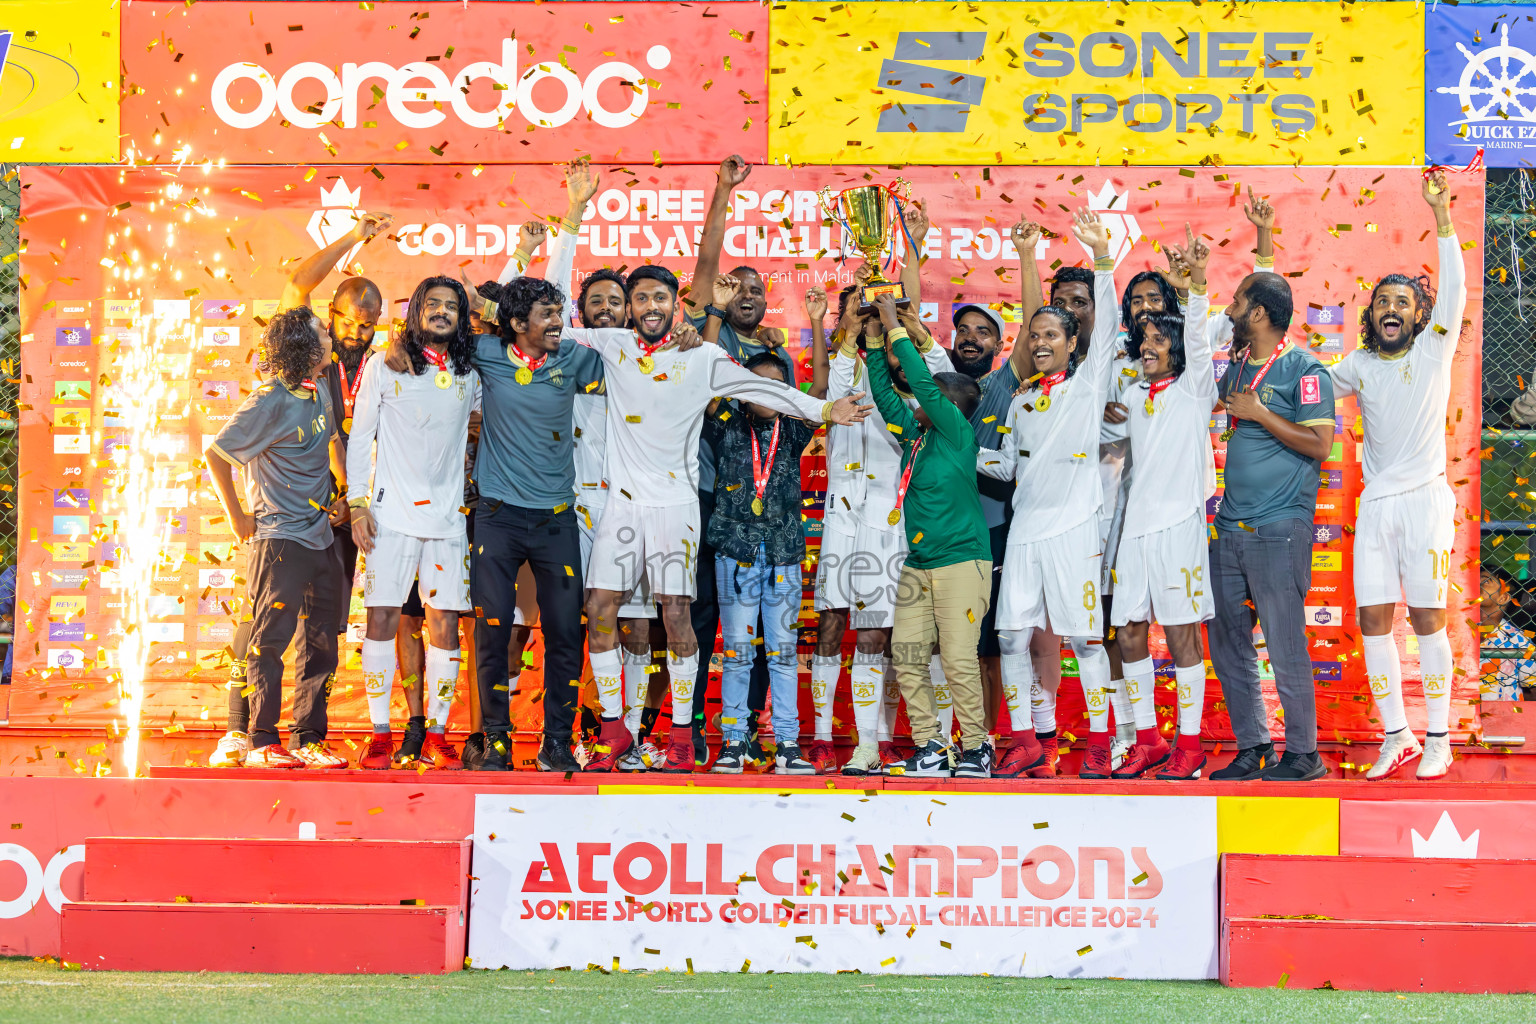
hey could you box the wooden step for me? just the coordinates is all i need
[62,901,465,974]
[82,837,469,907]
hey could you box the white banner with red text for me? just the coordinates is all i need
[467,793,1217,977]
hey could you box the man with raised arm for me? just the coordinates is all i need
[1333,169,1468,781]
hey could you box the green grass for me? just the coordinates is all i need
[4,956,1534,1024]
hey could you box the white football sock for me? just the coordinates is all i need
[851,650,883,747]
[1070,637,1110,734]
[811,653,842,742]
[590,647,624,720]
[1107,671,1135,741]
[879,656,899,743]
[998,628,1034,732]
[931,653,953,740]
[1175,662,1207,738]
[424,643,458,734]
[622,646,650,739]
[1362,633,1408,734]
[361,638,396,733]
[1418,628,1453,735]
[668,651,699,727]
[1121,657,1158,731]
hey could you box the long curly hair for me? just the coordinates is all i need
[400,276,475,377]
[1129,311,1186,378]
[260,307,325,389]
[1030,305,1083,379]
[498,276,567,344]
[1360,273,1435,354]
[1120,270,1183,330]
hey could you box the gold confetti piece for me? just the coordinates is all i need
[881,957,897,967]
[940,940,952,949]
[644,948,660,955]
[841,812,856,822]
[1078,945,1093,956]
[1132,871,1149,885]
[1033,822,1049,829]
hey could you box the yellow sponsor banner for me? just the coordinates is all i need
[1312,551,1343,573]
[0,0,119,162]
[1217,796,1339,856]
[769,2,1421,166]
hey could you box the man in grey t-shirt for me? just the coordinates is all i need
[206,308,350,768]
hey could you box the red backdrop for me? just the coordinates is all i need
[16,163,1485,749]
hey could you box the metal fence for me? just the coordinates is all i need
[0,170,18,569]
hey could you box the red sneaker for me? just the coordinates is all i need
[878,741,901,766]
[1155,746,1208,780]
[422,733,463,770]
[1079,741,1113,779]
[1024,737,1060,778]
[806,739,837,774]
[1112,738,1171,779]
[585,719,633,773]
[660,733,694,773]
[358,733,394,770]
[995,734,1045,778]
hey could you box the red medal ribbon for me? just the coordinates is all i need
[1035,369,1067,397]
[508,341,548,372]
[298,379,318,391]
[893,435,925,515]
[1424,147,1484,179]
[1145,374,1176,403]
[1227,339,1287,403]
[422,347,449,373]
[750,417,782,505]
[336,351,371,414]
[637,332,671,359]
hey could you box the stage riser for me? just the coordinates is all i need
[1224,854,1536,923]
[61,903,464,974]
[82,837,468,906]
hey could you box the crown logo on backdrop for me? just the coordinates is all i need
[1410,811,1480,859]
[1077,180,1143,270]
[307,177,367,272]
[318,179,363,209]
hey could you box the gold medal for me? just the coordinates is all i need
[751,497,764,516]
[342,417,353,433]
[1035,395,1051,412]
[1145,398,1156,415]
[435,371,452,389]
[638,355,655,374]
[1219,427,1235,442]
[887,508,901,526]
[516,367,533,385]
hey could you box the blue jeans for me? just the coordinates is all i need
[716,545,801,743]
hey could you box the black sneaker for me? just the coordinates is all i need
[775,742,815,775]
[1209,742,1275,781]
[885,738,951,778]
[692,721,710,768]
[461,732,487,771]
[745,722,768,766]
[954,744,992,779]
[478,731,513,772]
[393,716,427,766]
[1261,749,1328,781]
[537,735,581,773]
[712,739,748,774]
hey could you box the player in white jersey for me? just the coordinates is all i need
[978,209,1119,779]
[574,266,873,773]
[348,277,480,770]
[1112,226,1218,781]
[1331,169,1467,781]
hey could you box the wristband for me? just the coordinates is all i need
[1437,224,1456,239]
[1189,283,1209,297]
[705,305,731,321]
[1253,255,1275,270]
[478,297,501,326]
[348,498,370,510]
[1094,255,1115,272]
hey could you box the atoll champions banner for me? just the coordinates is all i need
[16,163,1485,742]
[468,793,1218,977]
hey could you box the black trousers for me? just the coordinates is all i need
[690,487,771,729]
[244,537,346,748]
[472,501,583,741]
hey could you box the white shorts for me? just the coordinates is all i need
[362,524,471,612]
[585,500,699,601]
[1354,479,1456,609]
[1111,513,1214,627]
[996,517,1104,637]
[813,516,906,628]
[579,497,658,620]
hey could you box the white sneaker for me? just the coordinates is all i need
[840,742,883,777]
[1366,729,1422,780]
[242,744,303,769]
[1111,733,1135,772]
[209,731,251,768]
[293,741,348,769]
[618,741,661,771]
[1417,734,1453,780]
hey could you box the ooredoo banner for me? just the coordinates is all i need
[468,792,1219,977]
[120,1,769,166]
[17,163,1484,744]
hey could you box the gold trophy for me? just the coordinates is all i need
[819,179,914,311]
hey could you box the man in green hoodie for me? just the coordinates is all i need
[865,293,992,778]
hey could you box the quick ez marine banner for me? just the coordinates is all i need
[1426,4,1536,167]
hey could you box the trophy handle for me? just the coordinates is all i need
[888,177,913,202]
[817,186,842,224]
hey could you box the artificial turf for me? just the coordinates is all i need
[4,957,1536,1024]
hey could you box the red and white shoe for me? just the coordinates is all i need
[1366,729,1422,780]
[585,719,633,773]
[1112,738,1171,779]
[293,742,348,770]
[208,731,251,768]
[358,733,394,770]
[806,739,837,774]
[877,741,901,767]
[1156,746,1208,780]
[1079,740,1113,779]
[1025,737,1060,778]
[995,734,1044,778]
[1416,734,1452,780]
[243,744,303,769]
[660,733,694,773]
[422,734,463,770]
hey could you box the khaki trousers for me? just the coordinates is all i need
[891,559,992,750]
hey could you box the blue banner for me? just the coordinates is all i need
[1426,5,1536,167]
